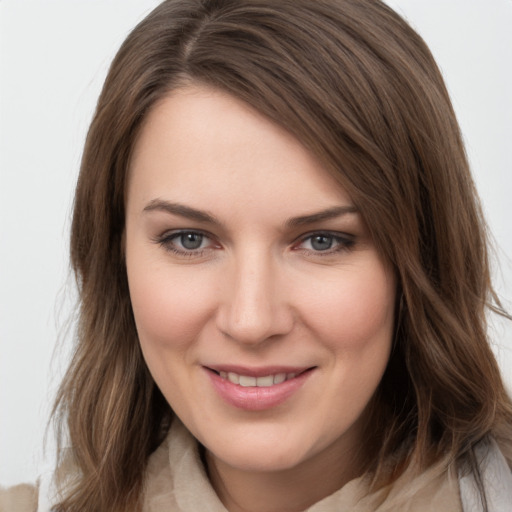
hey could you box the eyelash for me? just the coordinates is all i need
[153,230,355,258]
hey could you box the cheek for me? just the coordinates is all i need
[126,255,220,413]
[306,263,395,432]
[126,252,218,353]
[299,262,395,351]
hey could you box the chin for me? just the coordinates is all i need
[210,443,310,473]
[199,421,330,474]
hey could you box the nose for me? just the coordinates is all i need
[216,250,294,345]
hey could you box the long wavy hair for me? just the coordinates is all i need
[52,0,512,510]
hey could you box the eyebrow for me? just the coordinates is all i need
[285,205,358,228]
[143,199,358,228]
[143,199,221,225]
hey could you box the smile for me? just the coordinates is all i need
[205,366,315,411]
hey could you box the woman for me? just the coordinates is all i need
[2,0,511,510]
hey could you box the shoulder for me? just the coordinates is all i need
[0,461,73,512]
[0,483,38,512]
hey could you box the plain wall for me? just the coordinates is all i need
[1,0,511,486]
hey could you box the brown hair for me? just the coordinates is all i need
[52,0,512,510]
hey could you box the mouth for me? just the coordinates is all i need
[205,365,315,410]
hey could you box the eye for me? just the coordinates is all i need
[154,230,217,256]
[178,232,207,250]
[307,234,336,251]
[295,232,355,254]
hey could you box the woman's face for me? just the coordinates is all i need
[125,86,395,478]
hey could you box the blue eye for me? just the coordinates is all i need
[297,232,354,254]
[156,230,214,255]
[309,235,335,251]
[179,232,205,250]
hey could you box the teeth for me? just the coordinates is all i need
[218,371,299,387]
[256,375,274,387]
[227,372,240,384]
[239,375,257,387]
[273,373,286,384]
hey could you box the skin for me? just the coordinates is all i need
[125,85,396,512]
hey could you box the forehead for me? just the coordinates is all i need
[128,86,352,218]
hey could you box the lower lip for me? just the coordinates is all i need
[206,369,314,411]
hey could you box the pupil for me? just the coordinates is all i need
[311,235,332,251]
[181,233,203,250]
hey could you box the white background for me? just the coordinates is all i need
[1,0,511,486]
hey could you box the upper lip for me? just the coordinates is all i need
[204,365,315,377]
